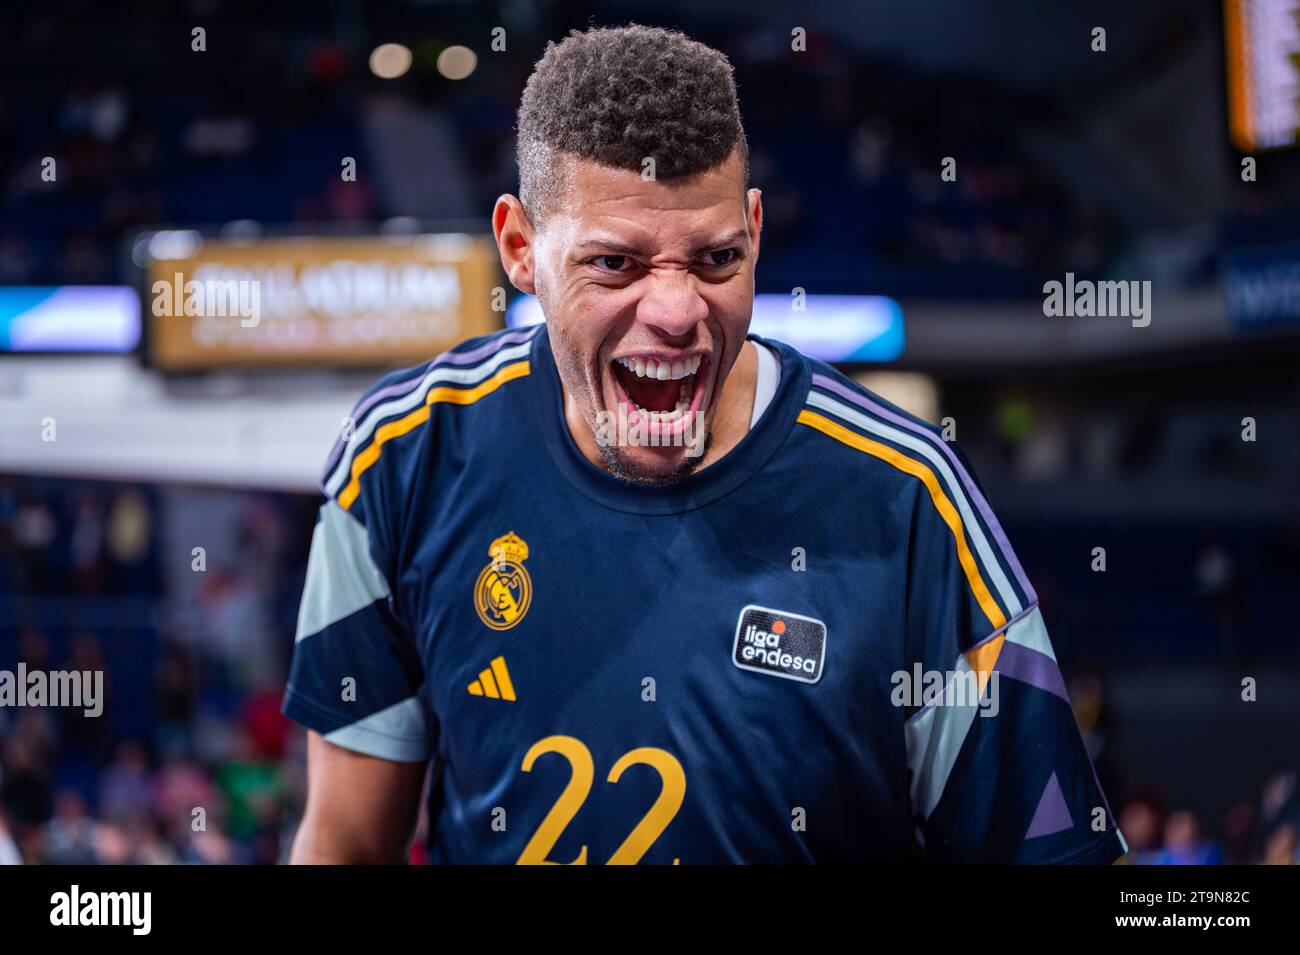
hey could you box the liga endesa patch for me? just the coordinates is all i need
[732,605,827,684]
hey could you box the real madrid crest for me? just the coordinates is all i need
[474,531,533,631]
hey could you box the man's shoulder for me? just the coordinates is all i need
[772,340,953,482]
[800,351,945,444]
[778,338,1035,616]
[319,326,540,509]
[348,325,539,427]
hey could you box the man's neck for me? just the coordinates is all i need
[700,339,758,469]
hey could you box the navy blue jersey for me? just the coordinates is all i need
[284,324,1126,864]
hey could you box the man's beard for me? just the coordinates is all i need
[597,429,714,487]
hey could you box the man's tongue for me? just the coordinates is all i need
[615,364,685,413]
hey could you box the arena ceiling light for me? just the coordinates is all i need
[369,42,413,79]
[437,45,477,80]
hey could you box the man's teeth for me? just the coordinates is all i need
[615,354,701,381]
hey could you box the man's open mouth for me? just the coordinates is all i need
[609,353,708,437]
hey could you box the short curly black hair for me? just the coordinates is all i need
[516,24,748,225]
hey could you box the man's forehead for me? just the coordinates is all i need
[550,154,748,247]
[561,151,744,206]
[569,148,743,193]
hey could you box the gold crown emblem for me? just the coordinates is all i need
[476,532,533,631]
[488,531,529,565]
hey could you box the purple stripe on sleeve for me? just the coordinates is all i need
[993,640,1069,704]
[810,372,1036,604]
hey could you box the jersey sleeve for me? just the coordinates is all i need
[282,376,434,763]
[901,442,1126,864]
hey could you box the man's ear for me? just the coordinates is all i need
[746,187,763,265]
[492,195,537,295]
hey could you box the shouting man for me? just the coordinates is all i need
[284,24,1124,865]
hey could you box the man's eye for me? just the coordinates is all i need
[707,248,739,267]
[594,255,629,271]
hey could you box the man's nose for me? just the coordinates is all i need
[636,269,709,339]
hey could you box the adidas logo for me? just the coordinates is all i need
[467,656,516,701]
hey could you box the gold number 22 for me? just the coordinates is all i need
[515,735,686,865]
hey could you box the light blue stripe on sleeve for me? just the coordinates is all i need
[296,500,392,642]
[904,656,983,826]
[323,696,432,762]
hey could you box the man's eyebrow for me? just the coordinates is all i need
[573,237,650,256]
[690,228,749,255]
[573,228,749,258]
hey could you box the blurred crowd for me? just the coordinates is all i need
[1115,775,1300,865]
[0,474,315,864]
[0,712,299,865]
[1072,672,1299,865]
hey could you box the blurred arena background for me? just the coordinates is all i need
[1,0,1299,864]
